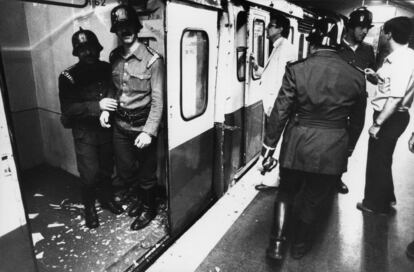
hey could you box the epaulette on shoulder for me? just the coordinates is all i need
[346,61,365,75]
[146,45,161,69]
[287,58,306,67]
[61,66,75,84]
[109,46,123,63]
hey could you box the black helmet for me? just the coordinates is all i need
[348,7,373,29]
[306,15,345,49]
[110,4,143,33]
[72,27,103,56]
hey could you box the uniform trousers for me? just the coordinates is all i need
[73,129,113,202]
[363,111,409,213]
[113,125,157,191]
[278,167,337,224]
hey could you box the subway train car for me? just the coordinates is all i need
[1,0,414,271]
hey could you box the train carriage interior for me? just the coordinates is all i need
[1,0,414,272]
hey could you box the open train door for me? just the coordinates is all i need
[244,7,269,163]
[165,1,219,236]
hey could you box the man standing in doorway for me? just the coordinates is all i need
[59,28,124,229]
[337,6,376,194]
[357,17,414,215]
[260,15,366,260]
[251,12,297,191]
[101,5,164,230]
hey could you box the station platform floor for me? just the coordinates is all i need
[148,109,414,272]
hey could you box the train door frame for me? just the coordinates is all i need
[243,6,269,164]
[165,0,219,237]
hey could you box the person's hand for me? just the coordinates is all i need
[134,132,152,149]
[409,134,414,153]
[369,124,381,139]
[250,53,258,71]
[100,111,111,128]
[99,98,118,111]
[365,68,384,85]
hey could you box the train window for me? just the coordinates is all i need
[290,26,295,44]
[180,30,209,121]
[299,33,305,60]
[237,46,247,82]
[252,19,265,80]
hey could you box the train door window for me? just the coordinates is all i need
[237,47,247,82]
[298,33,305,60]
[236,12,247,82]
[252,19,265,80]
[181,30,209,120]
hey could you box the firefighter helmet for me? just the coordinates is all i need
[72,27,103,56]
[306,15,345,49]
[348,7,373,29]
[110,4,143,33]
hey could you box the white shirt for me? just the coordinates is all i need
[254,37,297,115]
[371,45,414,111]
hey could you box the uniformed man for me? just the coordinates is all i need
[59,28,124,229]
[260,15,366,260]
[100,5,164,231]
[336,6,376,194]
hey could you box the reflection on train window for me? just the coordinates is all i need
[290,26,295,44]
[237,47,247,82]
[181,30,209,121]
[252,19,265,79]
[299,33,305,60]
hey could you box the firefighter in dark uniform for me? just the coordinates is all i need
[336,6,376,194]
[259,15,366,260]
[100,5,164,231]
[59,28,124,229]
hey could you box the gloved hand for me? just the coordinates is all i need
[260,155,278,175]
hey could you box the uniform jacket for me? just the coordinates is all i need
[263,49,366,175]
[59,61,113,143]
[338,41,376,71]
[110,43,164,137]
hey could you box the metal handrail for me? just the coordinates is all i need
[17,0,88,8]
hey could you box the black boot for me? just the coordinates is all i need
[82,187,99,229]
[291,219,312,259]
[266,201,289,260]
[127,187,143,217]
[131,187,157,231]
[98,178,125,215]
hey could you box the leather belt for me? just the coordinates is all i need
[295,116,347,129]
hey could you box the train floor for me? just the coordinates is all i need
[149,111,414,272]
[21,165,167,272]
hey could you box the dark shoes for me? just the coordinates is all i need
[130,206,157,230]
[291,242,311,259]
[356,202,388,216]
[102,200,124,215]
[337,181,349,194]
[407,240,414,259]
[290,220,312,260]
[84,203,99,229]
[127,200,143,217]
[255,184,278,191]
[266,239,286,260]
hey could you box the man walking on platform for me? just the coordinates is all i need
[337,6,376,194]
[260,15,366,260]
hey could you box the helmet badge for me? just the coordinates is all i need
[78,33,87,43]
[360,15,364,22]
[116,8,127,21]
